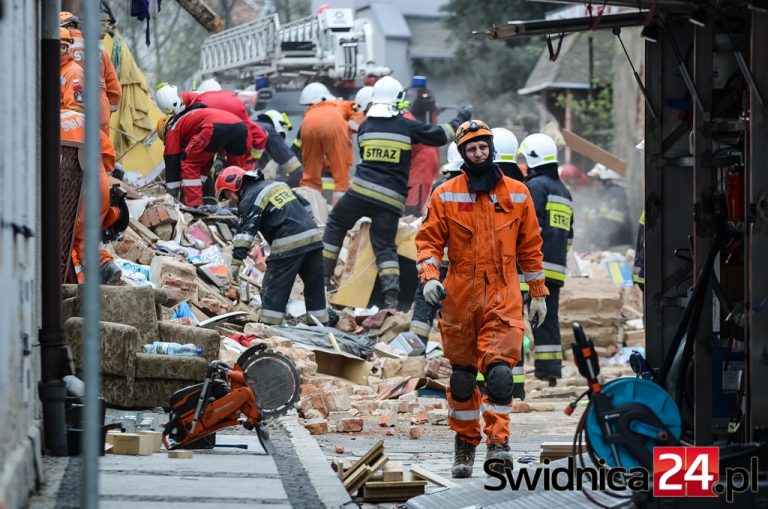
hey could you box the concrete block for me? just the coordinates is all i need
[138,431,163,452]
[427,409,448,425]
[327,411,354,424]
[409,426,422,440]
[322,391,351,413]
[149,256,197,302]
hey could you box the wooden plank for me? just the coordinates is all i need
[175,0,224,33]
[343,465,372,494]
[382,461,403,482]
[539,441,578,462]
[342,440,384,481]
[361,480,427,502]
[561,129,627,176]
[409,464,458,488]
[129,217,160,244]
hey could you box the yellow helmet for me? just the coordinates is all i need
[454,120,493,148]
[156,115,173,142]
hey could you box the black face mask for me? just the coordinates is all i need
[460,137,500,193]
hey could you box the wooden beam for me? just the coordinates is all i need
[175,0,223,33]
[409,464,458,488]
[561,129,627,176]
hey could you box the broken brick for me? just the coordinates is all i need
[409,426,422,440]
[139,204,173,229]
[411,410,428,425]
[303,419,328,435]
[328,411,354,424]
[322,391,351,413]
[512,401,533,413]
[336,418,364,433]
[379,410,397,428]
[427,409,448,425]
[335,444,344,454]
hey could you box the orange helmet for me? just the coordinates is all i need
[215,166,247,200]
[60,11,80,28]
[156,115,172,142]
[60,28,74,46]
[454,120,493,148]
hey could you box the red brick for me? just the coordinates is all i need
[398,401,409,413]
[304,419,328,435]
[411,411,428,425]
[409,426,422,440]
[336,418,364,433]
[301,383,324,396]
[335,444,345,454]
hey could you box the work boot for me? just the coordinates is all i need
[100,261,123,285]
[486,438,514,474]
[451,435,476,479]
[383,290,399,310]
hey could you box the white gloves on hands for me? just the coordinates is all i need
[529,297,547,328]
[423,280,446,306]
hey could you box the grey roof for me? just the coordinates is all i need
[518,30,614,95]
[356,0,448,18]
[366,2,411,39]
[406,17,456,59]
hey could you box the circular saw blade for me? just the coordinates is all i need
[240,350,301,419]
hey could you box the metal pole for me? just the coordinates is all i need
[82,0,102,507]
[39,0,70,456]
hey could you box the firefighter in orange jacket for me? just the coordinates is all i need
[60,28,85,112]
[61,109,127,284]
[416,120,548,478]
[60,12,122,133]
[296,82,355,203]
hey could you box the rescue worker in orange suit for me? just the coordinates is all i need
[60,28,85,113]
[416,120,548,478]
[519,133,574,383]
[60,12,122,133]
[155,84,268,163]
[61,109,127,284]
[296,82,355,204]
[322,76,470,310]
[157,106,252,207]
[214,166,328,326]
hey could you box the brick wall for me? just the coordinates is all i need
[0,1,43,508]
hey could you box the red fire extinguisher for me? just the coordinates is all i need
[726,168,745,223]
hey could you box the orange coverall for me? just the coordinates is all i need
[402,111,440,213]
[415,172,548,446]
[299,101,355,195]
[68,29,122,133]
[60,50,85,113]
[60,109,120,281]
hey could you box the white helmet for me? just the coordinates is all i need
[442,142,462,174]
[258,110,292,137]
[367,76,405,118]
[156,84,185,115]
[197,78,222,93]
[518,133,558,168]
[354,86,374,112]
[588,163,623,181]
[492,127,519,164]
[300,82,333,105]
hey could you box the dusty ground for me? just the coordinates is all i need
[314,403,586,507]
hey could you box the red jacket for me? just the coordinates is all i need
[163,107,245,184]
[180,90,267,154]
[403,111,440,211]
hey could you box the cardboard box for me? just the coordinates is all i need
[301,345,372,386]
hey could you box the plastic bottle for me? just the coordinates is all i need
[142,341,203,357]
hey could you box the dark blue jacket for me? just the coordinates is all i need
[526,164,574,286]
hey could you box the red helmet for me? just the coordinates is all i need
[559,163,588,185]
[215,166,246,200]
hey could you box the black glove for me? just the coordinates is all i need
[454,105,473,124]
